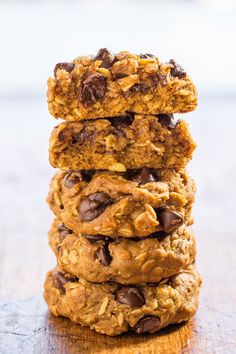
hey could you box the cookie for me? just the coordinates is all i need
[47,49,197,120]
[47,169,195,238]
[49,114,196,171]
[44,265,201,336]
[49,219,196,284]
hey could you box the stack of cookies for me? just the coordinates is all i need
[44,48,202,336]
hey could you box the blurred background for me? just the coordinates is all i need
[0,0,236,297]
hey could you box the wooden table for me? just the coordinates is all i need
[0,99,236,353]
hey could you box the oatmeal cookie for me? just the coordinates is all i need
[47,48,197,120]
[49,219,196,284]
[49,113,196,171]
[47,169,195,238]
[44,265,201,336]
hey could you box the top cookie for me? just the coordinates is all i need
[47,48,197,120]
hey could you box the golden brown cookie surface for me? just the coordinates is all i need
[47,49,197,120]
[47,169,195,237]
[44,265,201,336]
[49,114,196,171]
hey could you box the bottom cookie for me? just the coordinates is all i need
[44,266,201,336]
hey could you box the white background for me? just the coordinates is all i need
[0,0,236,97]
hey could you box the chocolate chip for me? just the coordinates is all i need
[147,231,166,241]
[79,192,112,221]
[79,72,107,107]
[84,231,166,243]
[131,168,157,185]
[157,208,183,234]
[121,231,165,242]
[157,114,177,129]
[94,48,115,69]
[71,129,94,145]
[58,127,95,145]
[158,74,167,87]
[96,244,112,266]
[124,169,139,180]
[63,171,94,187]
[81,170,95,182]
[140,53,155,59]
[147,283,159,287]
[54,62,75,77]
[58,128,71,142]
[115,73,128,80]
[169,59,186,79]
[54,272,67,293]
[84,234,104,242]
[110,114,134,129]
[58,224,72,239]
[130,83,148,93]
[134,315,161,334]
[54,272,77,294]
[64,172,82,188]
[150,73,161,88]
[116,287,145,307]
[84,234,107,242]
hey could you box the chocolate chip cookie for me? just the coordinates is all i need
[47,169,195,238]
[49,219,196,284]
[44,265,201,336]
[47,48,197,120]
[49,113,196,171]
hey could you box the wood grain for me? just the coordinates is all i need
[0,229,235,354]
[0,99,236,353]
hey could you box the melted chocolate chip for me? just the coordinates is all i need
[157,208,183,234]
[84,234,104,242]
[145,231,166,241]
[134,315,161,334]
[124,169,139,180]
[54,272,77,294]
[114,73,128,80]
[71,128,94,145]
[116,287,145,307]
[147,283,159,287]
[79,72,107,107]
[123,231,166,242]
[169,59,186,79]
[96,244,112,266]
[94,48,115,69]
[149,73,160,88]
[140,53,155,59]
[109,114,134,129]
[64,172,82,188]
[58,224,72,239]
[130,83,148,93]
[63,171,94,188]
[83,231,166,243]
[58,128,71,142]
[131,168,157,185]
[157,114,177,129]
[158,74,167,87]
[54,62,75,77]
[79,192,112,221]
[81,170,95,182]
[84,234,109,242]
[148,72,167,88]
